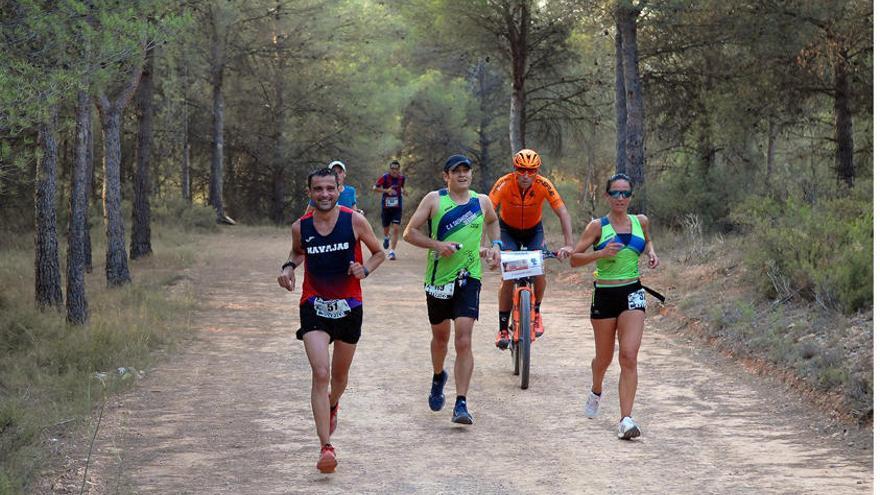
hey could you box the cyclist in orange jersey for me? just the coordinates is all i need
[488,149,574,349]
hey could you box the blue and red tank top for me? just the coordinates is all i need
[299,207,363,307]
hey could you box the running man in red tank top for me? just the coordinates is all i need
[277,167,385,473]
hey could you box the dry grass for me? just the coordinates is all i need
[0,223,202,494]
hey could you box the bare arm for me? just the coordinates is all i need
[479,194,501,270]
[552,204,575,259]
[277,221,305,291]
[569,219,622,268]
[349,212,386,279]
[402,192,458,257]
[638,214,660,269]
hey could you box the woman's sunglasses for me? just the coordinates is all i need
[515,167,538,176]
[608,190,633,199]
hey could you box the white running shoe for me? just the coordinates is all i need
[617,416,641,440]
[584,391,601,418]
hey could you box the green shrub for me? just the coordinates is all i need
[153,197,218,232]
[732,181,872,313]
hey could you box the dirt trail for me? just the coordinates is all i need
[75,228,871,494]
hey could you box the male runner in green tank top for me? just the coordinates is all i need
[403,154,502,425]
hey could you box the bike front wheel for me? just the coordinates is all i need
[518,289,531,390]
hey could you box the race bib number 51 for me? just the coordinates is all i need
[313,297,351,319]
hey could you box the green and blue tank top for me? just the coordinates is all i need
[424,189,484,286]
[593,214,645,280]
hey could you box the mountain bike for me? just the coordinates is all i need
[499,248,556,390]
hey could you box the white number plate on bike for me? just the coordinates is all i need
[500,251,544,280]
[313,297,351,319]
[425,282,455,299]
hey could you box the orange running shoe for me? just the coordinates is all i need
[495,329,510,350]
[317,444,337,473]
[329,402,339,436]
[533,313,544,338]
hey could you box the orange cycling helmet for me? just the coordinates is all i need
[513,148,542,169]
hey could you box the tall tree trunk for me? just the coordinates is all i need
[35,106,63,309]
[614,25,627,174]
[476,60,493,194]
[182,142,191,202]
[67,91,91,324]
[271,168,285,224]
[209,33,227,222]
[832,45,854,188]
[99,107,131,286]
[95,56,142,287]
[83,101,94,273]
[131,47,155,259]
[181,60,191,202]
[507,0,529,154]
[618,3,645,189]
[766,116,777,178]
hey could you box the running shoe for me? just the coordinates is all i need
[533,313,544,338]
[388,250,396,260]
[317,444,337,473]
[329,401,339,436]
[617,416,641,440]
[428,370,448,411]
[451,399,474,425]
[383,236,390,249]
[584,390,601,418]
[495,329,510,350]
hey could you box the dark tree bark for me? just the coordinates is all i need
[474,60,495,194]
[180,43,191,203]
[506,0,529,153]
[67,91,91,324]
[35,105,63,309]
[832,44,854,188]
[766,116,777,178]
[131,47,154,259]
[83,102,94,273]
[617,3,646,189]
[209,17,228,222]
[96,56,144,287]
[614,25,627,174]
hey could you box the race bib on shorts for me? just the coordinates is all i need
[384,196,399,208]
[627,289,647,310]
[313,297,352,319]
[425,282,455,300]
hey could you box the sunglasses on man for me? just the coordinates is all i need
[608,190,633,199]
[514,167,538,176]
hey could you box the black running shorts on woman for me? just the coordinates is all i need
[590,281,647,319]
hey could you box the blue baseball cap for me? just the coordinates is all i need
[443,154,472,172]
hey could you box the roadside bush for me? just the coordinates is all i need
[732,181,872,314]
[153,197,218,232]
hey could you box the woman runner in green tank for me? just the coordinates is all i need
[570,173,660,440]
[403,154,502,425]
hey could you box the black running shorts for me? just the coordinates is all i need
[590,281,647,319]
[381,207,402,227]
[426,278,481,325]
[297,303,363,344]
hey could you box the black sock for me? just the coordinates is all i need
[433,372,443,382]
[534,302,541,313]
[499,311,511,331]
[456,395,466,403]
